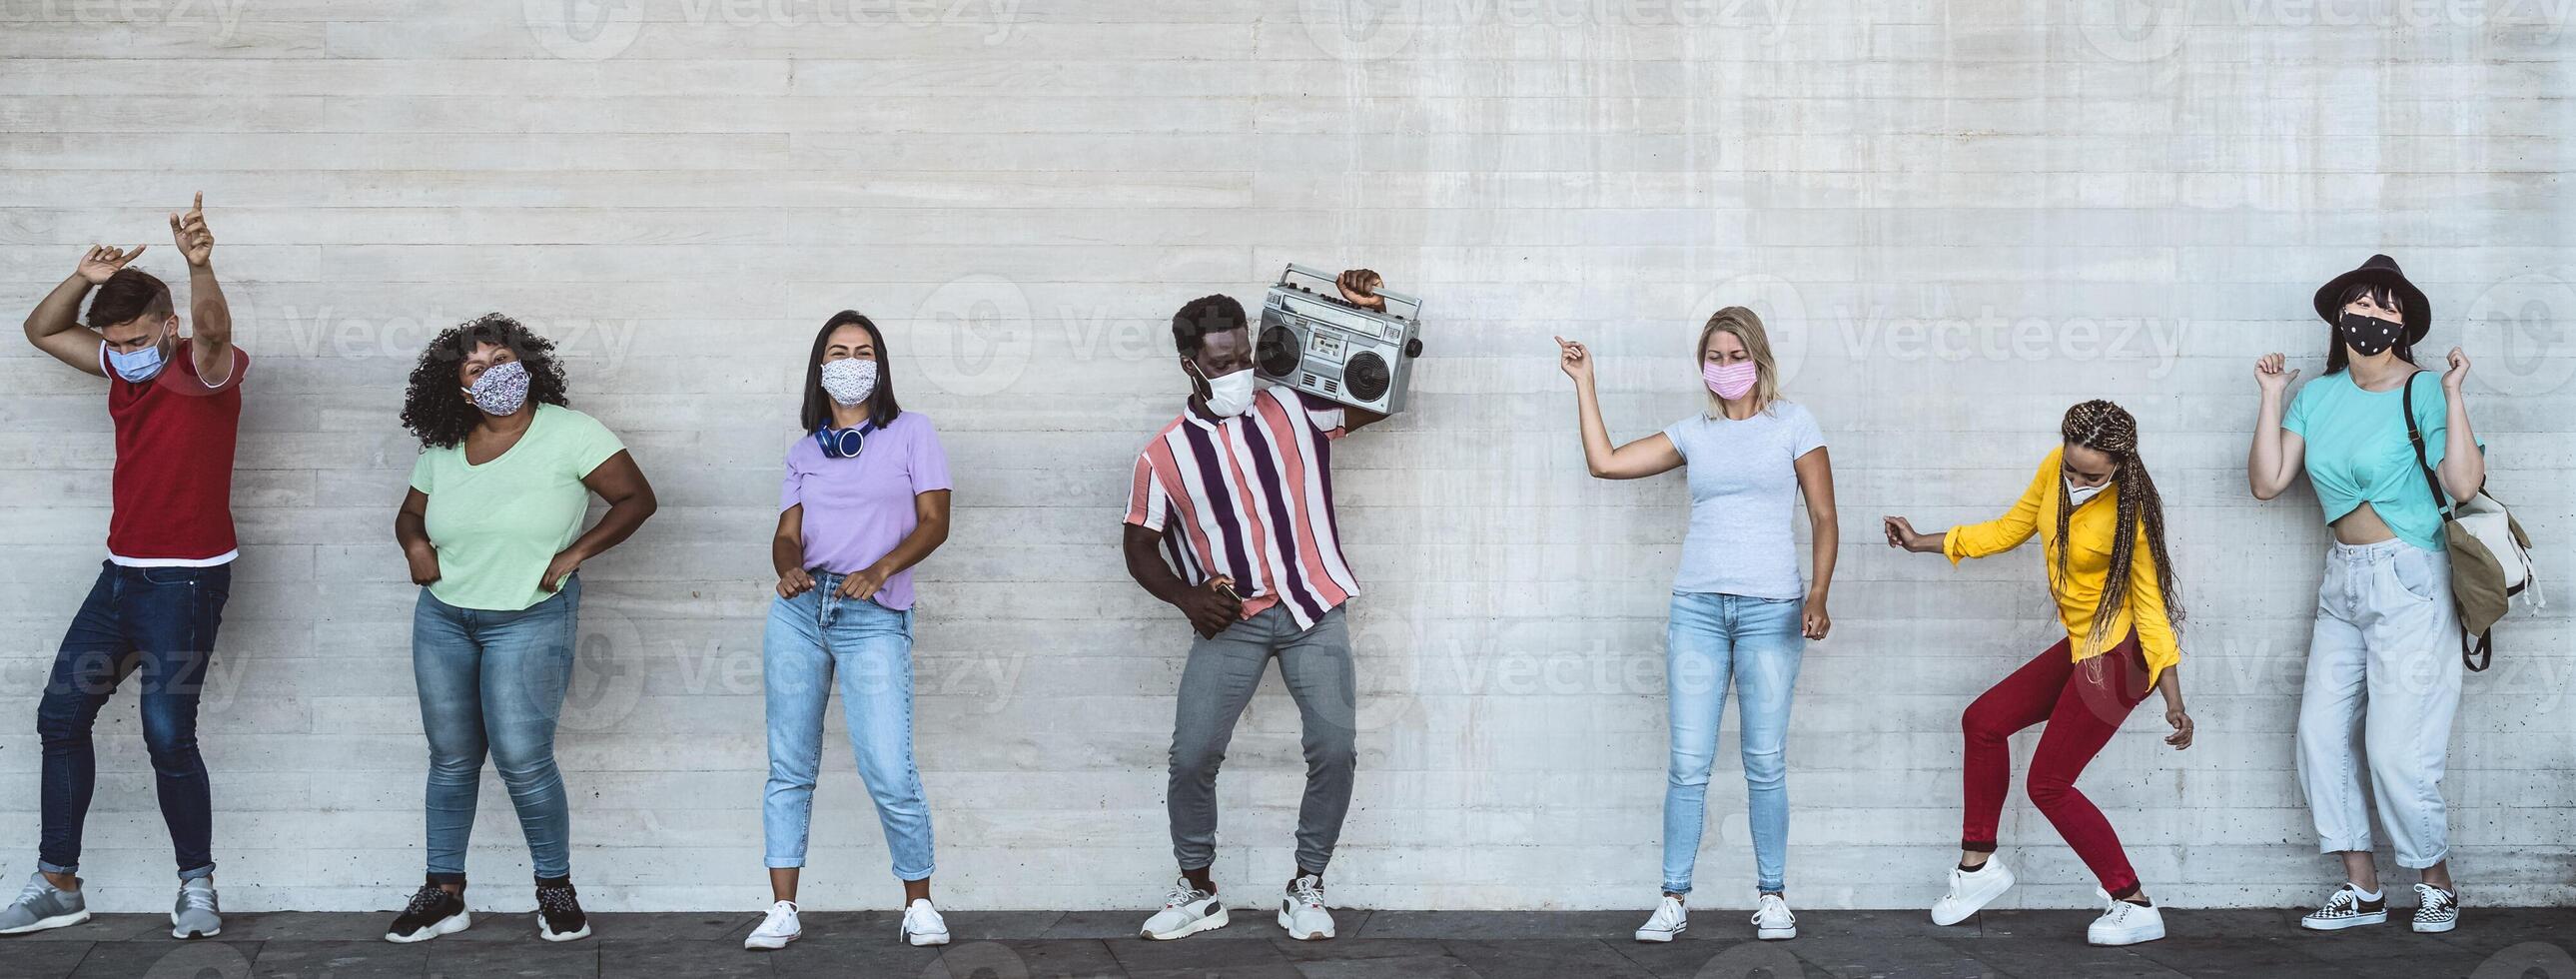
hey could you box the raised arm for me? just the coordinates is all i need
[22,246,142,377]
[171,193,234,384]
[1555,336,1682,480]
[2247,353,2305,499]
[2436,349,2483,502]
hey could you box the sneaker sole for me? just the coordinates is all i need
[905,928,952,947]
[0,910,90,936]
[2301,912,2388,931]
[2089,930,2164,946]
[744,933,797,950]
[1142,907,1230,941]
[2412,918,2457,933]
[1757,926,1796,940]
[171,923,221,939]
[1277,907,1334,941]
[539,922,591,943]
[385,910,471,944]
[1634,924,1684,943]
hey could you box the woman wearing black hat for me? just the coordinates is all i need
[2246,255,2483,935]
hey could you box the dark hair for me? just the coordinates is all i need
[2056,400,2184,649]
[1171,294,1248,356]
[801,311,901,433]
[400,313,571,449]
[87,268,172,329]
[2324,281,2413,375]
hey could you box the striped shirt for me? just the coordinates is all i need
[1125,386,1358,629]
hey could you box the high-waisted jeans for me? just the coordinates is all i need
[412,576,580,883]
[2295,537,2463,869]
[1661,591,1805,896]
[762,573,935,881]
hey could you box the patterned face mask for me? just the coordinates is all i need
[820,357,879,407]
[463,360,530,417]
[2337,311,2402,358]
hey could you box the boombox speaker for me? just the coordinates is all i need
[1255,263,1425,415]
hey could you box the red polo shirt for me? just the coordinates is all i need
[104,339,247,565]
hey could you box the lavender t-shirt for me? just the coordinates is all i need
[779,412,952,609]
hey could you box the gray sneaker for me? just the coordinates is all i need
[172,878,221,939]
[0,873,89,935]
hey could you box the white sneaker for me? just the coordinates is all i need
[900,898,950,946]
[1278,874,1334,941]
[1139,878,1229,941]
[1929,858,2014,926]
[2411,882,2460,933]
[1633,895,1687,942]
[2086,890,2164,946]
[743,900,800,950]
[2299,883,2388,931]
[1751,893,1796,940]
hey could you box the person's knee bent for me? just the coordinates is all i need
[140,711,202,771]
[1171,741,1226,783]
[35,693,88,749]
[2026,770,2074,811]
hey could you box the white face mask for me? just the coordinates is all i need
[1194,363,1258,417]
[819,357,878,407]
[2066,476,2108,507]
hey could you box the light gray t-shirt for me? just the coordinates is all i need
[1660,401,1828,600]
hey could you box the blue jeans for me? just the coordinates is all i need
[37,561,229,881]
[762,574,934,881]
[412,576,580,882]
[1662,591,1804,895]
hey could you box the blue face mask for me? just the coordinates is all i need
[107,321,174,383]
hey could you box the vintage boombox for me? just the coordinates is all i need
[1255,263,1425,415]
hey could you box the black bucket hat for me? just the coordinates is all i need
[2313,254,2430,347]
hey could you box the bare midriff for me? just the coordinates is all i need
[2331,500,2399,545]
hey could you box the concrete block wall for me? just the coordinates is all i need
[1,0,2570,913]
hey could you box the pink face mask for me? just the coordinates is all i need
[1703,360,1758,400]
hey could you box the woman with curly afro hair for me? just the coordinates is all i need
[385,313,656,946]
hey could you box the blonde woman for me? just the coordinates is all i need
[1555,308,1838,943]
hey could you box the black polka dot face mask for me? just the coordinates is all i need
[2337,311,2403,358]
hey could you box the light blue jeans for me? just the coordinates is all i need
[412,575,580,882]
[2295,537,2463,869]
[1662,591,1804,895]
[762,572,934,881]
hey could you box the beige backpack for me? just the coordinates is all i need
[2403,373,2540,671]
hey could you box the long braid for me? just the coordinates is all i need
[2058,400,2185,649]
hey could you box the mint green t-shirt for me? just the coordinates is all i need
[409,404,627,611]
[2282,370,2480,554]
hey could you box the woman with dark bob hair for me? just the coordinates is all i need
[385,313,657,945]
[742,311,953,951]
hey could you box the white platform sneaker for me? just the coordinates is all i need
[1930,858,2015,926]
[900,898,951,947]
[1633,895,1687,942]
[2086,890,2164,946]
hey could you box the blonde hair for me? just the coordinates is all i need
[1698,306,1782,416]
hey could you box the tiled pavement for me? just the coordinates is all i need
[2,907,2567,978]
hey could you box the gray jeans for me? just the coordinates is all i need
[1168,605,1357,876]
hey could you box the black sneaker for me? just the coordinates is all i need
[385,882,470,943]
[535,877,590,942]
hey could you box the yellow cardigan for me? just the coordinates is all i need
[1943,448,2180,686]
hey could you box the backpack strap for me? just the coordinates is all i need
[2400,373,2492,671]
[2399,372,2455,520]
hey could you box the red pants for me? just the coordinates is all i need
[1960,630,2151,896]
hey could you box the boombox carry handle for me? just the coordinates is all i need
[1281,263,1423,321]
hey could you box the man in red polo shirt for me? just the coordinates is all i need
[6,195,243,940]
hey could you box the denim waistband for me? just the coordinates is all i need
[2328,536,2435,564]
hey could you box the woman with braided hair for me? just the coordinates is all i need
[1884,400,2194,947]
